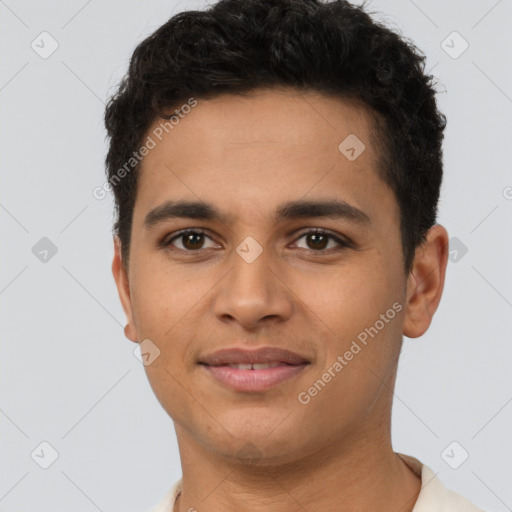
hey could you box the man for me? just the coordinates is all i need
[105,0,485,510]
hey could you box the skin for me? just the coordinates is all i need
[112,87,449,512]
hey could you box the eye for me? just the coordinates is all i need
[161,228,351,254]
[163,229,219,252]
[293,228,350,252]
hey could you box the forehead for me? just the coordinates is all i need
[149,87,377,162]
[133,87,397,229]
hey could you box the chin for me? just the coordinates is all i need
[208,423,311,466]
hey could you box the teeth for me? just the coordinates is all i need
[227,362,282,370]
[228,363,253,370]
[252,362,281,370]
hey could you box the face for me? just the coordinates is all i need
[113,87,447,466]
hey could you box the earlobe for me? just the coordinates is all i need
[124,323,137,342]
[112,236,138,343]
[403,224,449,339]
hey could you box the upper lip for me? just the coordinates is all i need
[199,346,310,366]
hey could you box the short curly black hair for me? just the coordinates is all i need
[104,0,446,273]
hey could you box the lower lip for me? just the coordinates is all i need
[201,363,309,392]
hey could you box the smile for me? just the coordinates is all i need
[201,362,310,392]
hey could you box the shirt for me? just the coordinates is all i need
[146,453,486,512]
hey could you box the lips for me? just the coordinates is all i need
[223,362,282,370]
[199,346,310,392]
[199,346,310,366]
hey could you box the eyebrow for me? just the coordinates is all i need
[143,198,371,229]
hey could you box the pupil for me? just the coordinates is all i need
[308,233,327,250]
[184,233,203,250]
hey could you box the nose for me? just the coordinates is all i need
[213,245,293,330]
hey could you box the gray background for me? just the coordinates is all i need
[1,0,511,510]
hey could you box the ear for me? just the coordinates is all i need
[112,236,138,343]
[403,224,449,338]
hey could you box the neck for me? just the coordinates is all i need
[173,426,421,512]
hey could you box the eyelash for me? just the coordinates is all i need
[161,228,351,254]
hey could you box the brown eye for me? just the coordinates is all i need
[305,232,329,250]
[181,232,205,250]
[294,229,349,252]
[165,230,218,251]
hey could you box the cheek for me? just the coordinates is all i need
[129,258,211,337]
[291,266,403,430]
[291,258,401,338]
[129,260,217,392]
[292,256,405,402]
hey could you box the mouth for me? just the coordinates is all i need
[215,362,294,370]
[198,346,311,392]
[201,361,310,392]
[200,362,310,392]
